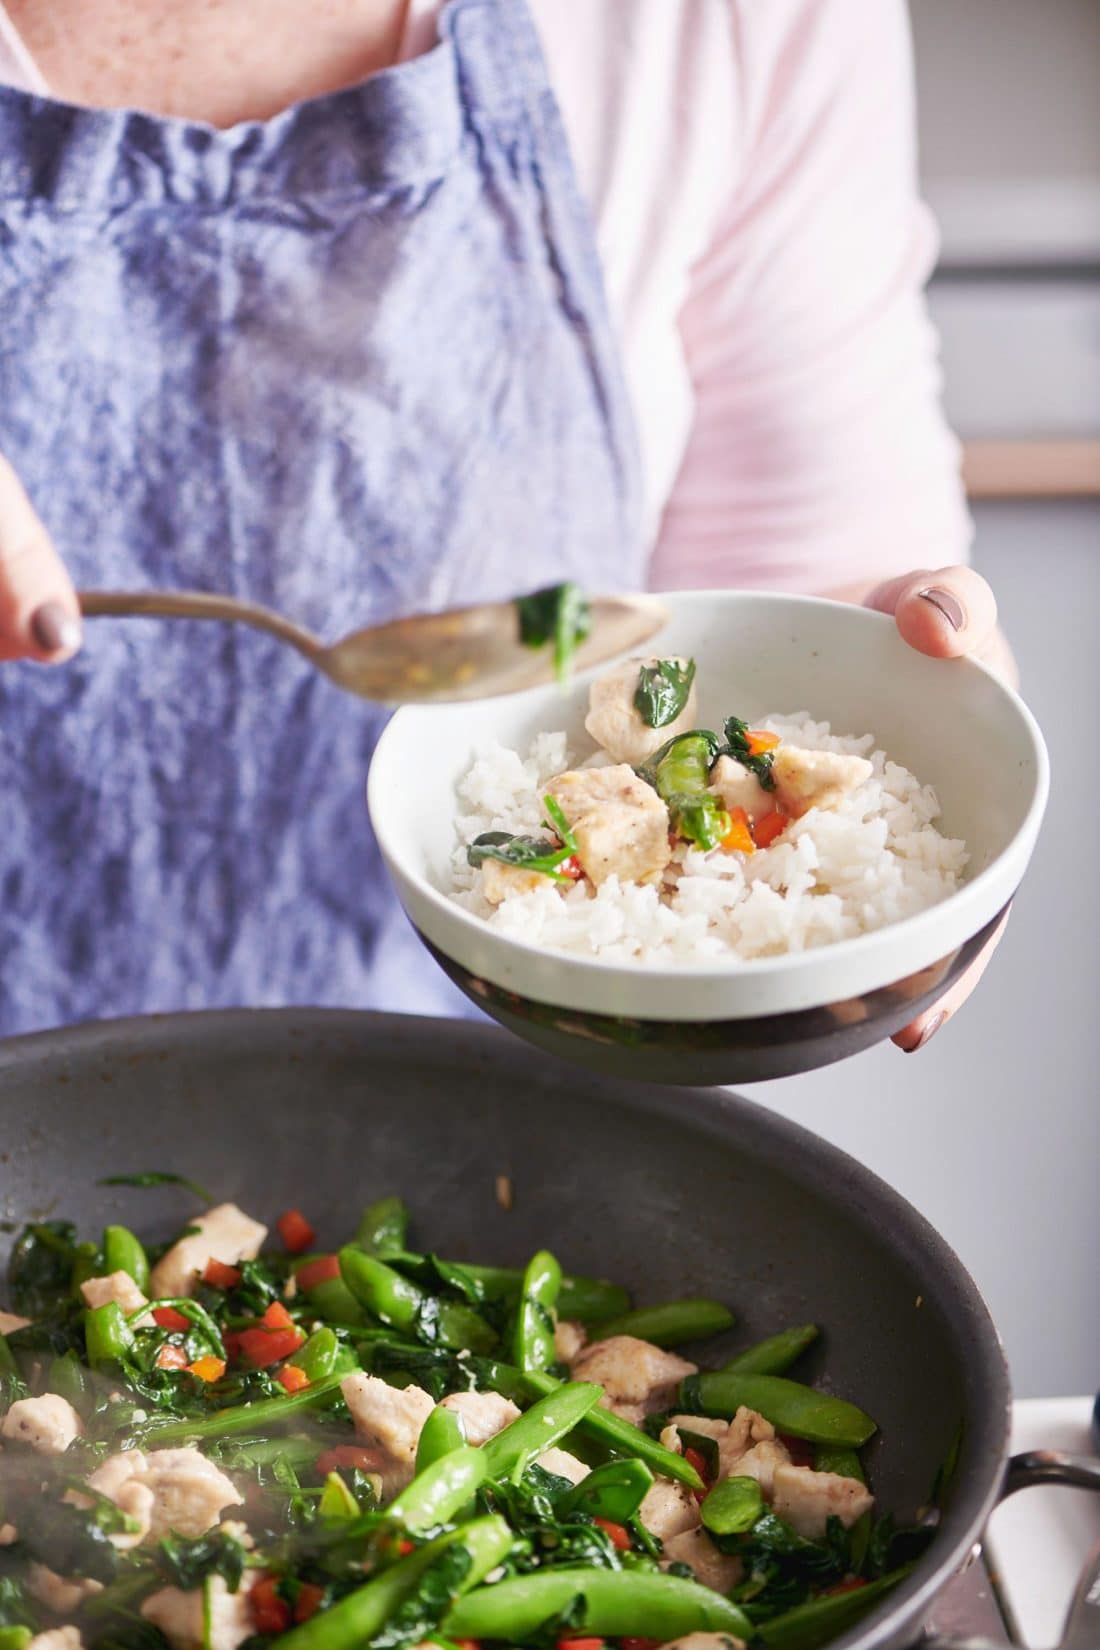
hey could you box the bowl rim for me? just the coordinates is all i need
[369,590,1050,1016]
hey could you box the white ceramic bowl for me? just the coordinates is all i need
[369,592,1049,1081]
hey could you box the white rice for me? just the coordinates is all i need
[447,715,967,965]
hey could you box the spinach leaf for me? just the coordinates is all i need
[467,796,580,884]
[723,716,777,791]
[154,1528,249,1593]
[100,1171,211,1201]
[16,1497,121,1585]
[633,658,696,728]
[0,1575,36,1631]
[370,1544,473,1650]
[7,1221,79,1318]
[515,583,591,683]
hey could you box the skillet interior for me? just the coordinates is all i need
[0,1009,1009,1650]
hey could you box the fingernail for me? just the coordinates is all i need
[30,601,82,656]
[917,588,965,631]
[905,1010,947,1053]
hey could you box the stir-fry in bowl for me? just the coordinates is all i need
[0,1190,938,1650]
[369,591,1048,1082]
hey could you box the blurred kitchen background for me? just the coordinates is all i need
[752,0,1100,1398]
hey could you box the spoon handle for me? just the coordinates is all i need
[77,589,322,663]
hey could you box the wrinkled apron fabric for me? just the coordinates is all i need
[0,0,642,1035]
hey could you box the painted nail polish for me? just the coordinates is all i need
[905,1010,947,1053]
[917,588,965,631]
[30,601,82,656]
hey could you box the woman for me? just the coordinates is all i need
[0,0,1009,1048]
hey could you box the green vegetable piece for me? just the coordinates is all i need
[319,1472,360,1521]
[700,1474,763,1536]
[722,1324,820,1376]
[638,729,729,850]
[387,1446,488,1532]
[559,1457,654,1523]
[594,1298,733,1348]
[634,658,697,729]
[338,1249,497,1354]
[273,1515,513,1650]
[682,1372,877,1447]
[0,1629,32,1650]
[444,1568,752,1640]
[288,1327,340,1382]
[512,1249,561,1373]
[70,1240,101,1298]
[483,1382,602,1482]
[812,1443,865,1482]
[755,1564,914,1650]
[467,797,579,885]
[417,1404,468,1472]
[438,1262,628,1326]
[84,1300,135,1371]
[723,715,778,791]
[297,1272,368,1328]
[102,1224,150,1293]
[523,1369,704,1491]
[0,1331,17,1380]
[48,1350,89,1410]
[99,1170,211,1200]
[666,793,731,852]
[144,1371,346,1444]
[355,1197,409,1256]
[516,581,592,683]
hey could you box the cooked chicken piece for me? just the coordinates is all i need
[771,1464,874,1539]
[730,1438,791,1499]
[771,746,872,819]
[666,1405,777,1481]
[1,1393,83,1454]
[150,1204,267,1299]
[0,1310,29,1335]
[545,767,670,888]
[26,1564,102,1613]
[585,656,699,767]
[27,1630,84,1650]
[535,1446,590,1486]
[0,1523,17,1545]
[638,1477,700,1542]
[655,1635,746,1650]
[65,1451,156,1549]
[440,1389,520,1444]
[142,1573,257,1650]
[341,1374,434,1498]
[709,755,774,821]
[553,1318,587,1363]
[570,1335,697,1426]
[479,858,549,905]
[662,1526,743,1592]
[81,1270,154,1326]
[133,1449,242,1541]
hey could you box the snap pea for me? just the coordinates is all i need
[482,1382,602,1481]
[273,1515,513,1650]
[0,1629,31,1650]
[102,1224,150,1293]
[593,1298,733,1348]
[812,1443,865,1482]
[338,1249,497,1354]
[558,1457,654,1522]
[417,1404,468,1472]
[523,1369,704,1492]
[722,1324,820,1376]
[429,1261,630,1326]
[287,1327,340,1382]
[84,1301,135,1370]
[682,1372,877,1447]
[144,1371,345,1443]
[512,1249,561,1373]
[355,1196,409,1256]
[755,1564,914,1650]
[700,1473,763,1535]
[319,1472,360,1521]
[224,1437,320,1470]
[48,1350,89,1410]
[70,1240,100,1297]
[386,1445,487,1532]
[296,1270,368,1328]
[444,1568,752,1640]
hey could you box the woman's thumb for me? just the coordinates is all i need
[0,453,82,662]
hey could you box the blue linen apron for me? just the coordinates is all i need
[0,0,643,1035]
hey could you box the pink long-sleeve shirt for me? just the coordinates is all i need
[0,0,971,592]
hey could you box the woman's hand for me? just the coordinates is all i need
[863,565,1014,1051]
[0,452,82,662]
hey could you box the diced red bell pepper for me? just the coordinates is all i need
[250,1575,291,1636]
[593,1518,631,1552]
[202,1258,242,1290]
[155,1343,188,1370]
[187,1355,226,1383]
[753,809,791,849]
[222,1330,244,1362]
[296,1254,341,1291]
[262,1301,296,1331]
[396,1538,415,1556]
[152,1306,191,1332]
[684,1445,711,1503]
[556,1639,605,1650]
[823,1578,868,1596]
[239,1327,304,1367]
[778,1433,816,1468]
[293,1584,325,1624]
[619,1641,660,1650]
[277,1364,310,1394]
[277,1210,316,1255]
[557,856,583,881]
[315,1444,380,1476]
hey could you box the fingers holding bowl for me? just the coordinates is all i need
[892,905,1012,1053]
[866,565,999,663]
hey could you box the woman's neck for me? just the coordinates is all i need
[4,0,413,124]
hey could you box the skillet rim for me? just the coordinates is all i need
[0,1007,1011,1650]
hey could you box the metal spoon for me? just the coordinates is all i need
[77,587,667,704]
